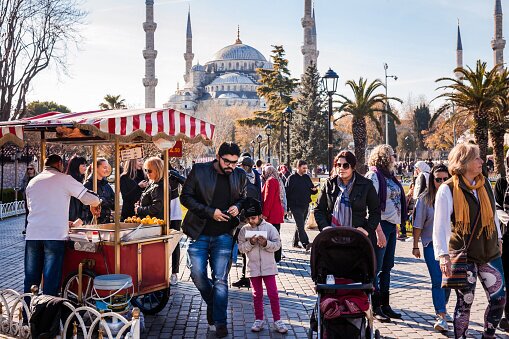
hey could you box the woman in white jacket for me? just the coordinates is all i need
[238,198,287,334]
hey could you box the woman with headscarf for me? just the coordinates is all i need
[365,144,407,322]
[433,143,505,338]
[262,165,285,263]
[65,156,87,222]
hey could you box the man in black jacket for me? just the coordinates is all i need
[180,142,247,338]
[285,159,318,250]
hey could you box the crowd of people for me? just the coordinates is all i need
[18,140,509,338]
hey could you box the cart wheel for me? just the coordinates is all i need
[374,329,381,339]
[131,288,169,315]
[62,269,96,307]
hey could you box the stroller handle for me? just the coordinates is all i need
[316,282,373,292]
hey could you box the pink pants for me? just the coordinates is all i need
[250,275,281,321]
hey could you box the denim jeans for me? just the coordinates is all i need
[187,233,233,326]
[423,242,451,314]
[231,242,239,264]
[24,240,66,296]
[374,220,397,293]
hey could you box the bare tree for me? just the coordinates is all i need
[0,0,86,121]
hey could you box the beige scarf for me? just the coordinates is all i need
[452,174,495,239]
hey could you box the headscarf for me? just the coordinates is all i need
[452,174,495,239]
[414,161,430,174]
[263,165,286,210]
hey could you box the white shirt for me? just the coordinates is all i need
[26,167,100,241]
[432,182,502,260]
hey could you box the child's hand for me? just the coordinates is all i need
[258,236,267,247]
[249,236,258,245]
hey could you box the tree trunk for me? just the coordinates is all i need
[490,127,506,178]
[474,110,489,162]
[352,116,367,174]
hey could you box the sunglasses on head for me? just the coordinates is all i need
[434,177,447,183]
[335,162,351,169]
[144,168,153,174]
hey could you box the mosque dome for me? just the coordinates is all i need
[191,64,205,71]
[218,93,240,99]
[210,73,255,85]
[213,43,267,62]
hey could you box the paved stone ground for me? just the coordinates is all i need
[1,215,509,338]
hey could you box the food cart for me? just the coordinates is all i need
[0,108,215,315]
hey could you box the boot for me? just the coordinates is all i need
[372,291,391,323]
[380,291,402,319]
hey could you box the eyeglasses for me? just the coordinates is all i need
[335,163,351,170]
[434,177,447,183]
[27,168,34,170]
[144,168,153,174]
[221,157,237,166]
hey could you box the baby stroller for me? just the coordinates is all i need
[309,227,380,339]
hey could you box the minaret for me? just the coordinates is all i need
[184,7,194,83]
[456,21,463,79]
[143,0,158,108]
[301,0,318,72]
[492,0,506,71]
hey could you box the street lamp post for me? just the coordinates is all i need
[256,134,262,160]
[321,68,339,173]
[264,124,273,164]
[250,140,256,157]
[283,106,293,169]
[383,63,398,145]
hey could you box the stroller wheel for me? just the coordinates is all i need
[374,329,381,339]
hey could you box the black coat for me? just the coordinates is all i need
[120,170,145,220]
[84,178,115,224]
[137,179,164,219]
[169,169,186,200]
[314,172,381,241]
[180,161,247,239]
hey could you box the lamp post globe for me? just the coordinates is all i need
[322,68,339,174]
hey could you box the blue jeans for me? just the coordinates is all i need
[375,221,397,293]
[187,234,233,326]
[24,240,66,296]
[423,242,451,314]
[231,242,239,264]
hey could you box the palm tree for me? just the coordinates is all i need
[99,94,127,110]
[336,78,402,174]
[489,69,509,177]
[434,61,501,162]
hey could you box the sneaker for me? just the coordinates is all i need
[251,319,265,332]
[397,234,407,241]
[274,320,288,334]
[434,317,448,332]
[445,313,453,323]
[215,324,228,338]
[292,243,303,249]
[232,277,250,288]
[500,317,509,331]
[170,273,178,286]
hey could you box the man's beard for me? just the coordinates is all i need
[220,166,233,175]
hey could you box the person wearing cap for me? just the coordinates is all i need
[238,197,288,334]
[24,154,101,296]
[494,149,509,331]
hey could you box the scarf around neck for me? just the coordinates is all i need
[331,175,355,228]
[370,166,407,225]
[452,174,495,239]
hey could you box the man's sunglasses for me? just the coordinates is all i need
[335,162,351,170]
[144,168,153,174]
[434,177,448,183]
[221,157,237,166]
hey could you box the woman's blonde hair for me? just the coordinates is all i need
[368,144,394,170]
[144,157,164,182]
[447,143,480,176]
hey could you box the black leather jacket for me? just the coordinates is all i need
[180,160,247,239]
[314,172,381,239]
[137,179,164,219]
[170,170,186,200]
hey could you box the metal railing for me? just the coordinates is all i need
[0,201,25,219]
[0,288,141,338]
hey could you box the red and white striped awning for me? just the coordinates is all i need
[0,108,215,146]
[0,125,25,147]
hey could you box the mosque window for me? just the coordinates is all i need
[221,85,224,91]
[228,62,231,69]
[236,62,239,69]
[244,62,247,69]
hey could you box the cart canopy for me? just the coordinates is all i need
[0,108,215,147]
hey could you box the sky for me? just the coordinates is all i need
[26,0,503,114]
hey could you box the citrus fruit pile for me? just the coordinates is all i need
[125,216,164,225]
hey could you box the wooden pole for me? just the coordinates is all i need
[92,145,98,193]
[114,139,121,273]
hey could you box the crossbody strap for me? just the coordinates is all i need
[465,210,481,251]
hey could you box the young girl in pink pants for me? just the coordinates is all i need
[238,198,288,334]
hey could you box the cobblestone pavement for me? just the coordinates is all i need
[1,215,508,338]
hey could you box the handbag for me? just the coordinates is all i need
[441,211,481,289]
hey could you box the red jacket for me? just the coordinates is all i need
[262,177,284,224]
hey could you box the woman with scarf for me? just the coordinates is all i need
[65,156,87,222]
[84,158,115,224]
[261,165,285,263]
[433,143,505,338]
[365,144,407,322]
[314,150,380,243]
